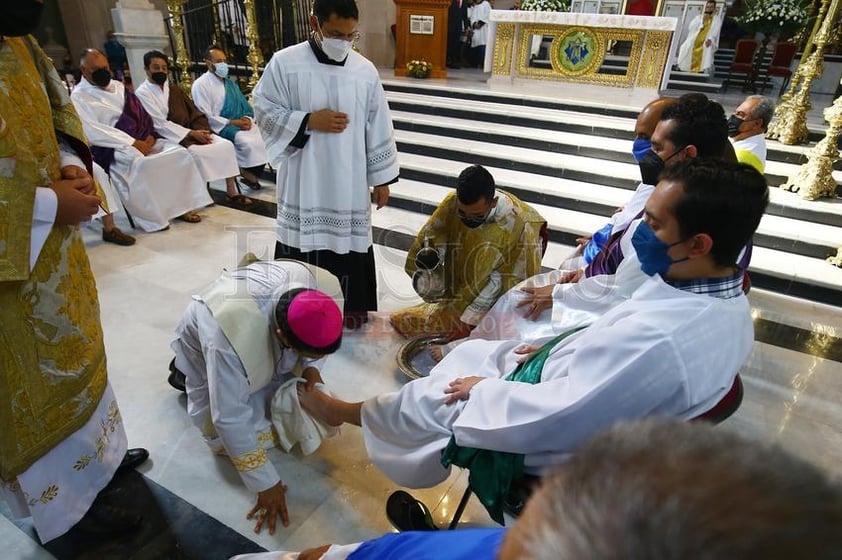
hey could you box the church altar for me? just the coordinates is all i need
[485,10,678,92]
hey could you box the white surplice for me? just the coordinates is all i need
[361,274,753,489]
[191,72,268,168]
[252,41,400,254]
[470,0,491,47]
[448,218,648,351]
[135,79,240,182]
[171,261,328,493]
[732,134,767,172]
[71,79,211,232]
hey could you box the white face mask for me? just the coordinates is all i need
[321,37,353,61]
[316,22,354,62]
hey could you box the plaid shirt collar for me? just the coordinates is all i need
[666,271,745,299]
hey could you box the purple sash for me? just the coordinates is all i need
[90,89,157,174]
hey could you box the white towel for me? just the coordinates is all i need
[270,378,338,455]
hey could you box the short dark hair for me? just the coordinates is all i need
[520,419,842,560]
[456,165,495,205]
[312,0,359,24]
[661,95,729,158]
[274,288,342,355]
[204,45,225,61]
[661,158,768,267]
[143,50,169,69]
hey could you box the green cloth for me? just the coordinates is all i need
[440,326,587,524]
[219,78,254,142]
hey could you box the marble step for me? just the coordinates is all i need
[382,81,835,143]
[386,90,834,168]
[392,127,842,230]
[388,170,842,264]
[390,107,831,183]
[371,181,842,305]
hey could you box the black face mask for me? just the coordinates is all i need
[638,150,665,186]
[150,71,168,85]
[727,115,744,137]
[90,67,112,87]
[460,215,486,228]
[0,1,44,37]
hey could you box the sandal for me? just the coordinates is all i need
[226,193,254,208]
[386,490,438,532]
[178,212,201,223]
[238,175,263,190]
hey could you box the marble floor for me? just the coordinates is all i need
[3,76,842,559]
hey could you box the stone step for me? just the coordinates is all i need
[383,81,833,143]
[388,109,842,223]
[391,151,842,261]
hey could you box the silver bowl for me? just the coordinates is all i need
[396,334,449,381]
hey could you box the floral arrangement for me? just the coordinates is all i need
[738,0,807,39]
[406,59,432,78]
[520,0,570,11]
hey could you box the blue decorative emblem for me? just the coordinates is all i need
[557,29,598,74]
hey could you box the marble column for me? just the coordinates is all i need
[356,0,396,68]
[111,0,172,85]
[57,0,116,62]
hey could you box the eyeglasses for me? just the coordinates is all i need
[322,30,360,42]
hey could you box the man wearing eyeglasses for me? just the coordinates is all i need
[253,0,400,330]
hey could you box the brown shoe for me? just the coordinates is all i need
[102,227,136,246]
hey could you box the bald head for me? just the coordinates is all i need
[635,97,678,140]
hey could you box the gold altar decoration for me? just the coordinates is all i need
[493,24,516,75]
[499,24,669,88]
[166,0,193,92]
[781,89,841,201]
[767,0,832,139]
[769,0,840,145]
[243,0,265,91]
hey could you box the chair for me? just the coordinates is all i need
[760,42,798,97]
[393,374,745,531]
[722,39,759,92]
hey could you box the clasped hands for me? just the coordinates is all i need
[515,269,584,320]
[51,165,101,226]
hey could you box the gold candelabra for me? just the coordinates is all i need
[166,0,194,93]
[770,0,841,145]
[782,87,841,201]
[767,0,829,140]
[242,0,265,92]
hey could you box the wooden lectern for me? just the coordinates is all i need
[393,0,450,79]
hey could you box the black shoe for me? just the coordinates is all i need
[73,502,143,538]
[116,448,149,475]
[168,358,186,392]
[386,490,438,532]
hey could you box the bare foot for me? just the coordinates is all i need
[429,345,444,363]
[298,388,344,427]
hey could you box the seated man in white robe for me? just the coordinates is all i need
[135,50,253,207]
[432,94,739,356]
[71,48,211,231]
[728,94,774,173]
[231,419,842,559]
[191,46,268,188]
[299,159,769,524]
[169,257,344,535]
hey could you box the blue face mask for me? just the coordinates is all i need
[632,221,690,277]
[632,138,652,163]
[213,61,229,79]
